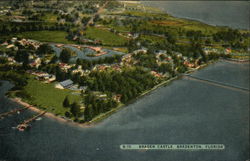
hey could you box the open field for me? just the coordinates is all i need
[16,31,73,44]
[19,77,81,116]
[85,27,128,46]
[140,34,165,42]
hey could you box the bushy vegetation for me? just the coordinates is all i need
[87,67,157,103]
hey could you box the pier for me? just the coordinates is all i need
[0,107,29,119]
[16,111,46,131]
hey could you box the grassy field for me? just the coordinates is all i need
[140,34,165,42]
[85,27,128,46]
[16,31,73,44]
[21,77,81,116]
[41,13,58,23]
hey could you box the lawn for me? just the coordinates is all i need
[21,77,82,117]
[85,27,128,46]
[17,31,74,44]
[140,34,166,44]
[41,13,58,23]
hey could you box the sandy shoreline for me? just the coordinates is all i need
[9,97,93,128]
[6,60,222,128]
[6,61,214,128]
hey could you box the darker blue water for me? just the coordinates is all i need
[0,60,249,161]
[142,1,250,29]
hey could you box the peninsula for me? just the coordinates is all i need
[0,0,249,126]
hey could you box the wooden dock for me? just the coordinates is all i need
[16,111,46,131]
[0,107,29,119]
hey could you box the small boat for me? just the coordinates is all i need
[17,124,29,132]
[36,117,42,121]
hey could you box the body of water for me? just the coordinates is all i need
[0,60,249,161]
[142,1,250,29]
[50,45,125,62]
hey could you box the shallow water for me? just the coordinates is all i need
[0,60,249,161]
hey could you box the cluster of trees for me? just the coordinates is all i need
[59,48,76,63]
[74,3,98,14]
[157,63,174,75]
[0,48,31,96]
[84,93,118,121]
[0,22,73,35]
[186,30,204,41]
[37,43,54,55]
[63,96,82,119]
[14,49,30,64]
[59,13,79,23]
[132,52,158,69]
[87,66,157,103]
[0,71,27,89]
[213,29,248,50]
[189,42,207,61]
[76,55,122,69]
[127,34,177,55]
[213,29,242,42]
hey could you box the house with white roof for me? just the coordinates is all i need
[55,79,74,89]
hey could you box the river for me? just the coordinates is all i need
[142,1,250,30]
[0,60,249,161]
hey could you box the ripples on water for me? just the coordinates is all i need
[0,61,249,161]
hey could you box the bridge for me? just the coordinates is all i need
[183,74,249,94]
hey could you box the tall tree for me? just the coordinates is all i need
[63,96,70,107]
[59,48,73,63]
[70,102,81,117]
[37,43,53,55]
[84,105,94,121]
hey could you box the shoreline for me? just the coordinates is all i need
[141,1,249,30]
[9,97,93,128]
[6,60,218,128]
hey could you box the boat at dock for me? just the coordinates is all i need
[16,111,46,131]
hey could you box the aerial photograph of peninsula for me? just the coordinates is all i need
[0,0,249,161]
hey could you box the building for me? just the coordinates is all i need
[133,47,148,54]
[113,94,122,102]
[29,58,41,68]
[151,71,163,78]
[59,63,72,72]
[55,79,74,89]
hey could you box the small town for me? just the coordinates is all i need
[0,0,249,125]
[0,1,249,161]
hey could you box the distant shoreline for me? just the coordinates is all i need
[141,1,249,30]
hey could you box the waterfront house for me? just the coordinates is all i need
[150,71,163,78]
[113,94,122,102]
